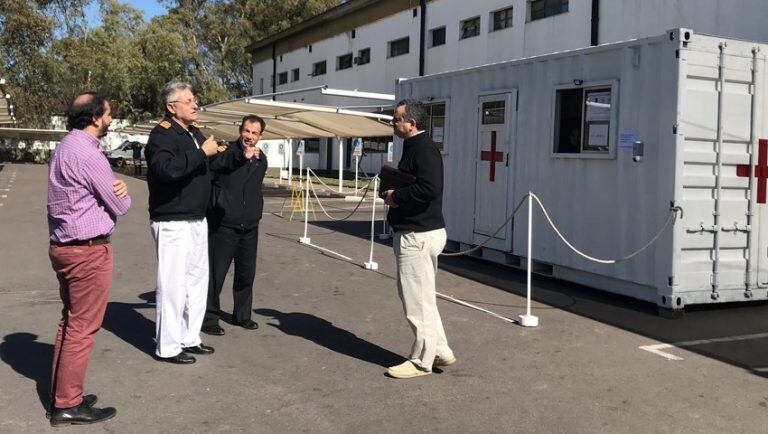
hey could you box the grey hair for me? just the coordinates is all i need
[161,80,193,111]
[396,99,429,131]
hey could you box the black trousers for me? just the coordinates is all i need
[204,223,259,327]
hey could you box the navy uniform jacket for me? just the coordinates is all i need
[145,117,243,221]
[209,139,268,231]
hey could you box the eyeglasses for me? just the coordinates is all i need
[169,98,198,105]
[390,116,409,125]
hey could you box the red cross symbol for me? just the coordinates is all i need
[480,131,504,182]
[736,139,768,204]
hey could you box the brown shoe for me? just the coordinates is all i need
[386,361,431,379]
[434,355,456,367]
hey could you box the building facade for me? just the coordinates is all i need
[249,0,768,172]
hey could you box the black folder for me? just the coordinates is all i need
[379,165,416,196]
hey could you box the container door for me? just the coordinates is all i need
[473,91,516,250]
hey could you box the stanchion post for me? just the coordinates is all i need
[378,204,391,240]
[520,192,539,327]
[299,167,311,244]
[364,177,379,270]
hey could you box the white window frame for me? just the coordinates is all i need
[550,79,619,160]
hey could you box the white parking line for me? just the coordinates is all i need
[639,332,768,361]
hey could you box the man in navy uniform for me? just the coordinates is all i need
[145,81,254,364]
[202,115,268,335]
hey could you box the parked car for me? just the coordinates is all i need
[104,141,144,167]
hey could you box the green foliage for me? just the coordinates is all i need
[0,0,338,126]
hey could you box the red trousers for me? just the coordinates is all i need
[49,243,112,409]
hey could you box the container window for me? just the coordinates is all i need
[426,102,447,151]
[553,86,612,155]
[460,16,481,39]
[482,100,506,125]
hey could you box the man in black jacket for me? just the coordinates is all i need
[382,99,455,379]
[146,81,254,364]
[201,115,268,336]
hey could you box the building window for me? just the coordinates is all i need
[362,136,390,153]
[302,138,320,153]
[460,16,481,39]
[356,48,371,65]
[531,0,568,21]
[312,60,326,76]
[482,101,505,125]
[430,26,446,47]
[388,37,409,58]
[292,68,300,82]
[426,102,447,151]
[492,6,513,31]
[553,85,613,155]
[337,53,353,70]
[308,45,313,53]
[351,29,356,39]
[278,72,288,85]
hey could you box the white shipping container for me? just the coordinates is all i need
[395,29,768,312]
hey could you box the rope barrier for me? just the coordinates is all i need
[307,167,372,194]
[306,171,375,222]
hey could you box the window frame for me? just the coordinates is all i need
[491,6,514,31]
[278,71,288,85]
[291,68,300,82]
[551,79,619,160]
[460,16,481,40]
[388,37,410,58]
[422,99,450,155]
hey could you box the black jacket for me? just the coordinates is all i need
[145,118,243,221]
[387,132,445,232]
[208,139,268,230]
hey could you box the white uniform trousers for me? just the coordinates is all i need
[150,219,209,358]
[393,228,453,371]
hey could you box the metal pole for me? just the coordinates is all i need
[364,177,379,270]
[519,192,538,327]
[337,137,344,193]
[711,43,727,299]
[287,140,293,183]
[299,166,311,244]
[355,155,359,193]
[744,47,760,298]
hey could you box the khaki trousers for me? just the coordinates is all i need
[393,228,453,371]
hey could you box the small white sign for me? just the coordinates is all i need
[619,131,637,149]
[587,124,609,148]
[352,138,363,157]
[433,127,444,143]
[585,91,612,122]
[387,142,394,163]
[296,140,305,156]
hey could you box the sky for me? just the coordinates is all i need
[85,0,166,25]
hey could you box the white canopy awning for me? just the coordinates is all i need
[0,127,67,141]
[196,98,393,141]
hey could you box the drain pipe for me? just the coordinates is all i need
[419,0,427,76]
[271,43,277,100]
[744,46,760,297]
[590,0,600,46]
[712,42,727,299]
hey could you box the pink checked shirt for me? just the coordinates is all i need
[47,129,131,243]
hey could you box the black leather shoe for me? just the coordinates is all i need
[182,344,215,355]
[201,324,225,336]
[47,394,97,419]
[157,352,196,364]
[236,319,259,330]
[49,402,116,426]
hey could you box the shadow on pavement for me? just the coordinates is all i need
[307,217,768,378]
[255,308,404,368]
[101,291,156,358]
[0,332,52,409]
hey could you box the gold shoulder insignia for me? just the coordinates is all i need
[159,120,171,129]
[192,121,200,128]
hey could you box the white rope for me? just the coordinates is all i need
[308,168,371,194]
[437,292,517,324]
[529,192,681,264]
[307,176,373,221]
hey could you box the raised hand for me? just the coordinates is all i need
[201,135,218,156]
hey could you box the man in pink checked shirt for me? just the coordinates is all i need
[46,92,131,427]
